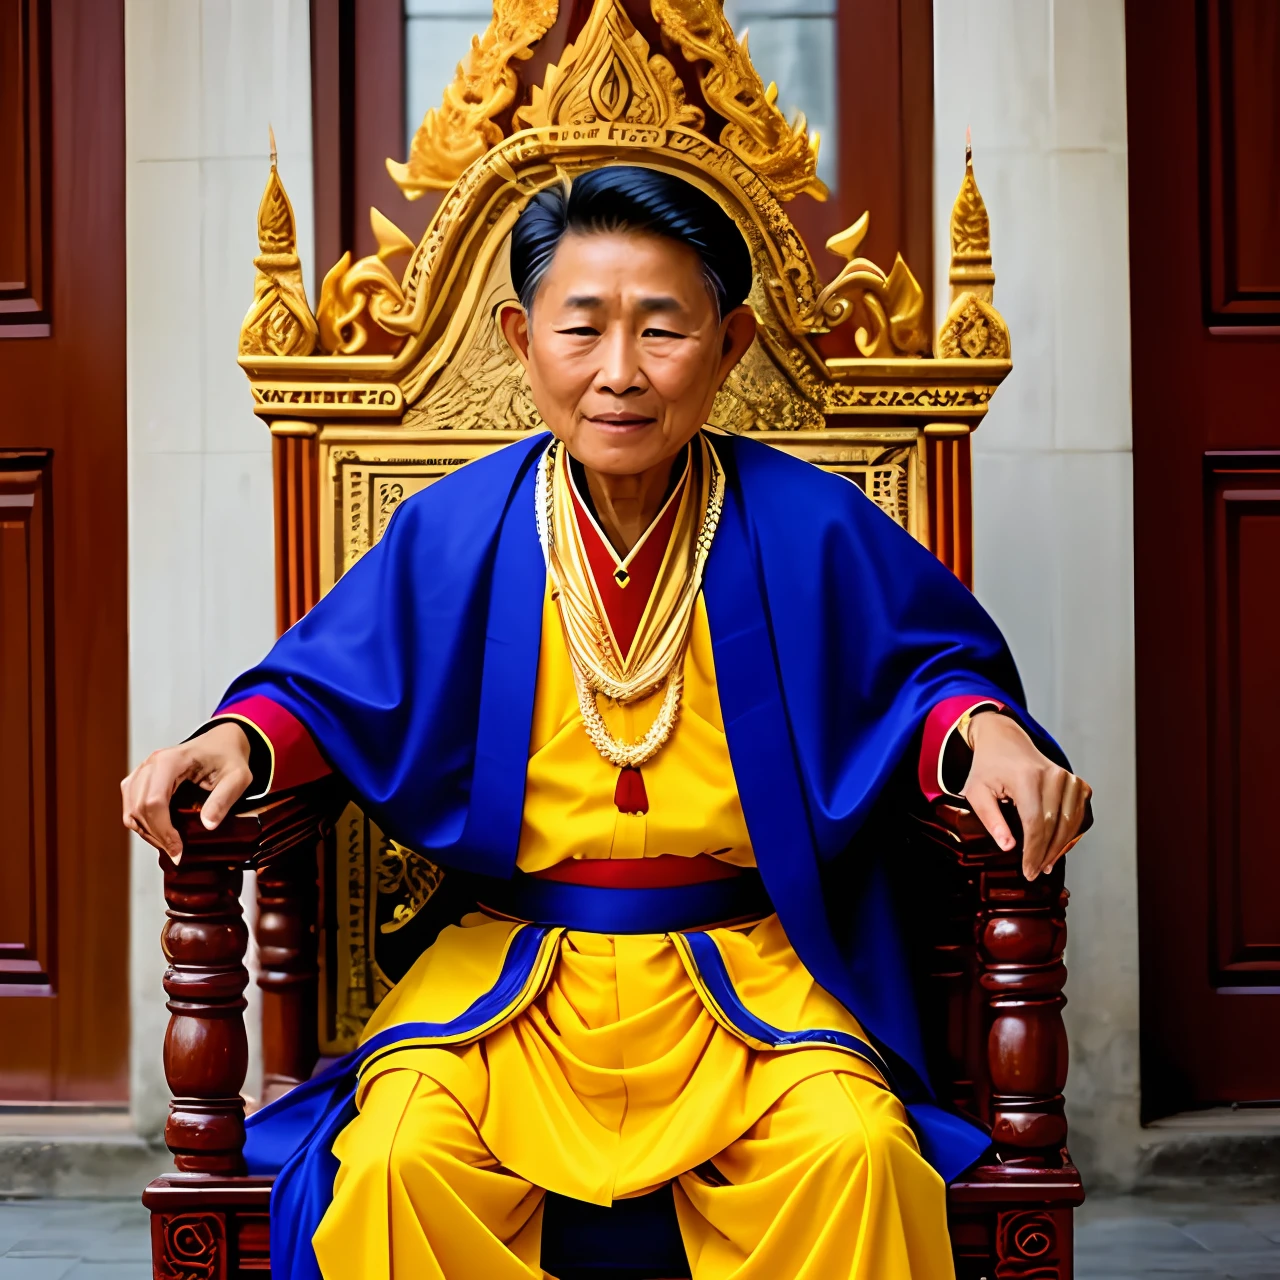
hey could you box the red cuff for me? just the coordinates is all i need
[918,695,1006,801]
[214,693,331,795]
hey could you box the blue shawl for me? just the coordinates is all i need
[227,430,1059,1198]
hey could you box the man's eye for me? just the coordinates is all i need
[642,327,684,339]
[555,326,599,337]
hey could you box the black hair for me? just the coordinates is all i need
[508,165,753,316]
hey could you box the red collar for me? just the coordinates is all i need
[568,473,685,659]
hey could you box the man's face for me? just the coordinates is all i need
[501,229,756,476]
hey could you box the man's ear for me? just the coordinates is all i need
[500,304,531,368]
[718,305,757,376]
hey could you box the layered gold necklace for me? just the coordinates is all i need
[537,432,725,770]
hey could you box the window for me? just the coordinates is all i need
[722,0,838,192]
[405,0,494,147]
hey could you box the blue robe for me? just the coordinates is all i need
[229,430,1062,1273]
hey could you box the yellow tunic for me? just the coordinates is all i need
[313,588,953,1279]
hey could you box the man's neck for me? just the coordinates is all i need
[580,449,685,557]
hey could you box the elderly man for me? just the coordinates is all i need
[123,165,1090,1280]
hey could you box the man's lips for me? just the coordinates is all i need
[586,414,655,428]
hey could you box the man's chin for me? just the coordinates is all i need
[569,424,671,476]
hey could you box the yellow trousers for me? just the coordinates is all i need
[312,920,954,1279]
[316,1067,949,1280]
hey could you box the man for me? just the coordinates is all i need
[123,165,1091,1279]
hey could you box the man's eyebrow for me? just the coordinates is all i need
[562,294,603,308]
[637,296,684,314]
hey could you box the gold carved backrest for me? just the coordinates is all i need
[239,0,1011,1053]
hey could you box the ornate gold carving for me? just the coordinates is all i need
[710,338,824,431]
[649,0,825,201]
[811,212,929,357]
[251,382,404,417]
[937,295,1010,360]
[377,841,445,935]
[239,131,318,358]
[316,208,416,356]
[388,0,560,198]
[937,138,1010,359]
[516,0,703,130]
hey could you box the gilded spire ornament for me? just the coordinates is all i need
[937,133,1010,359]
[239,127,319,358]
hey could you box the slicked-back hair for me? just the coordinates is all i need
[508,165,754,317]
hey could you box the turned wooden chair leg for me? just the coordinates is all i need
[256,846,320,1103]
[160,853,250,1174]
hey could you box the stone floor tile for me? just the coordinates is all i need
[1076,1216,1211,1252]
[0,1259,79,1279]
[63,1265,150,1279]
[1183,1222,1280,1254]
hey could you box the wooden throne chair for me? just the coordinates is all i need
[143,0,1084,1274]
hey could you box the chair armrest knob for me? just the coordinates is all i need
[913,795,1093,859]
[168,778,344,870]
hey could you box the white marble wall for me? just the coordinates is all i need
[934,0,1140,1186]
[125,0,315,1140]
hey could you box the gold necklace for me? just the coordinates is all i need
[540,434,724,769]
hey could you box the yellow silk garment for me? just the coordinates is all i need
[314,587,954,1279]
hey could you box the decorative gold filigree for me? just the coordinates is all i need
[937,294,1009,359]
[388,0,559,198]
[809,212,929,356]
[937,137,1009,358]
[710,338,824,431]
[377,840,446,935]
[316,208,415,355]
[239,130,319,358]
[648,0,825,201]
[516,0,703,130]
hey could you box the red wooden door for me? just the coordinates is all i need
[0,0,129,1101]
[1128,0,1280,1116]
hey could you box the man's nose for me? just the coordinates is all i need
[595,326,643,396]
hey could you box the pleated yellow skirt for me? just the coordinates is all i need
[312,913,954,1280]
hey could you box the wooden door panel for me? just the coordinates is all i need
[1208,456,1280,980]
[1202,0,1280,324]
[1129,0,1280,1114]
[0,0,51,335]
[0,0,127,1101]
[0,455,54,990]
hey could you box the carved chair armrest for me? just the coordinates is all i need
[158,781,344,1173]
[908,795,1092,1180]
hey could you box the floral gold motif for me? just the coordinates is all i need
[649,0,825,201]
[239,130,318,358]
[316,208,416,356]
[377,840,446,935]
[810,213,929,356]
[388,0,560,198]
[516,0,703,130]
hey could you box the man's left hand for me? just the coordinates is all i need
[961,713,1092,881]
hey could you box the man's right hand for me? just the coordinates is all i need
[121,722,254,863]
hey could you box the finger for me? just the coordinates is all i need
[1013,769,1057,880]
[137,755,194,860]
[201,767,253,830]
[124,812,180,863]
[964,783,1017,852]
[122,769,162,847]
[1044,775,1089,872]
